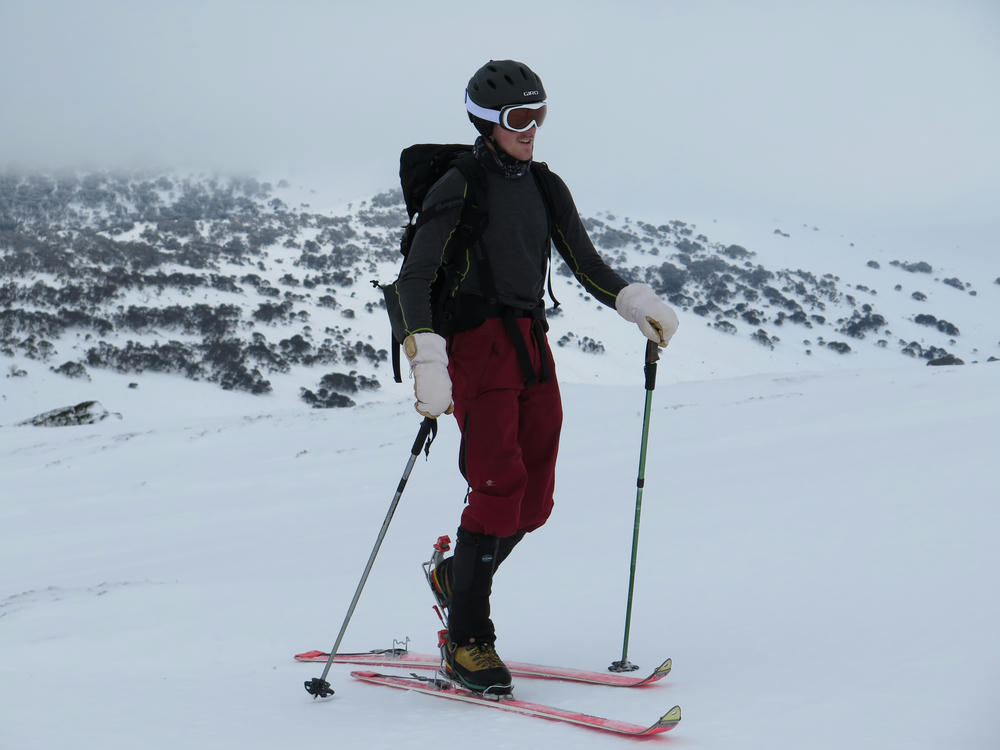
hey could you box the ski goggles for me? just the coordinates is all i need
[465,94,547,132]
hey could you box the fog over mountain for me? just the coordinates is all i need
[1,1,998,253]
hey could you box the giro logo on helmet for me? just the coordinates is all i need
[523,91,539,96]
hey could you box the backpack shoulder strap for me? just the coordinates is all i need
[530,160,558,232]
[530,161,561,310]
[451,151,488,231]
[409,150,487,239]
[435,152,489,291]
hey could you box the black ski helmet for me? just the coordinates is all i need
[466,60,546,137]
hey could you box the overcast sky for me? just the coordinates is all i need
[1,0,997,254]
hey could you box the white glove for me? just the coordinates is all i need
[615,283,679,346]
[403,332,454,418]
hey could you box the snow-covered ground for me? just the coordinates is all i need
[2,169,998,748]
[2,339,998,748]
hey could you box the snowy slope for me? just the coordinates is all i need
[2,352,998,749]
[3,168,999,749]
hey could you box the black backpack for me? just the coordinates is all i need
[374,143,558,383]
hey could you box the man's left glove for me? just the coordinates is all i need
[403,332,454,418]
[615,283,679,346]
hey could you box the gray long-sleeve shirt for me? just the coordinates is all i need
[396,156,628,336]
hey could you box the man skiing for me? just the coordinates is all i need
[397,59,679,695]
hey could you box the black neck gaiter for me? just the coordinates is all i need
[473,135,531,179]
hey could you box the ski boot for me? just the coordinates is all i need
[422,530,525,696]
[438,629,513,697]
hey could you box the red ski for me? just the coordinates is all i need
[351,670,681,737]
[294,648,671,688]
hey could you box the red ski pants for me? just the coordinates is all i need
[448,317,563,538]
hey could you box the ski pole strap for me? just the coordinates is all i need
[412,417,438,458]
[644,340,659,391]
[392,336,402,383]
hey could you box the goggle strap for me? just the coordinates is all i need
[465,93,502,124]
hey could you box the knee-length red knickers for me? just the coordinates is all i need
[447,317,562,538]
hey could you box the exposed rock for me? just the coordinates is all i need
[927,355,964,366]
[18,400,119,427]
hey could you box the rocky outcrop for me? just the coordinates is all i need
[18,400,120,427]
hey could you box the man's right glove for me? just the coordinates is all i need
[615,283,680,347]
[403,332,454,418]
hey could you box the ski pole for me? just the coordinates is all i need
[305,416,438,698]
[609,339,659,673]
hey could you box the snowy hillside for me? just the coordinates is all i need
[2,170,999,749]
[2,170,997,425]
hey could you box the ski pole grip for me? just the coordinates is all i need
[411,416,438,457]
[643,340,659,391]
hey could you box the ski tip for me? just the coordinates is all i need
[656,705,682,729]
[654,657,672,676]
[295,650,329,661]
